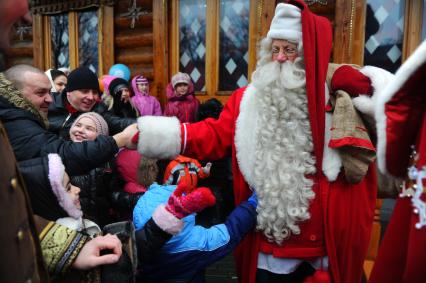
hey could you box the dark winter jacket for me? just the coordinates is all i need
[71,163,115,227]
[18,156,69,221]
[48,91,134,140]
[0,73,119,175]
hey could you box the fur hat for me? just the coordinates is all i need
[71,112,109,136]
[47,154,82,219]
[109,77,130,97]
[171,72,191,89]
[66,66,100,93]
[267,3,302,42]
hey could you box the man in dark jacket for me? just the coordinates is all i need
[48,66,135,140]
[0,64,137,175]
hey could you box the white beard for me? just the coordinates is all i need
[251,58,317,245]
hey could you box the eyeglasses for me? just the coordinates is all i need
[272,46,298,57]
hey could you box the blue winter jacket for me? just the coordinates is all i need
[133,183,256,283]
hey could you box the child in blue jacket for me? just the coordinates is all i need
[133,182,257,283]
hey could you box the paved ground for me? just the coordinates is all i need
[205,254,238,283]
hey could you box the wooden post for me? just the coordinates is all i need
[153,0,168,105]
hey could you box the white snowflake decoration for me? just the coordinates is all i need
[407,165,426,229]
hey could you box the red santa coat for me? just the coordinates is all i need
[181,86,377,283]
[369,40,426,283]
[137,1,390,282]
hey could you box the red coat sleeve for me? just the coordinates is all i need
[182,88,243,161]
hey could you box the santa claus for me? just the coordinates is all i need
[369,41,426,283]
[136,1,392,282]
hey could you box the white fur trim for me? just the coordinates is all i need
[375,41,426,174]
[56,217,101,237]
[354,66,394,117]
[235,85,259,188]
[322,85,342,181]
[267,3,302,42]
[137,116,181,159]
[182,123,188,153]
[152,204,183,235]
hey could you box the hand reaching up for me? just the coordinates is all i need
[165,183,216,219]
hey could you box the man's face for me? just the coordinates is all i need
[0,0,31,51]
[271,39,298,63]
[20,72,52,113]
[67,89,99,112]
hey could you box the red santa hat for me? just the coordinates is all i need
[267,3,302,42]
[376,40,426,177]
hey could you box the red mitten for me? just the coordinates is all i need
[331,65,373,96]
[131,131,139,144]
[166,184,216,219]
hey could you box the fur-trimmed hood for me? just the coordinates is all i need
[19,154,83,221]
[19,155,69,221]
[0,73,49,128]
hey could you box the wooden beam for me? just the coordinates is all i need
[205,0,219,96]
[333,0,356,63]
[68,11,79,69]
[152,0,168,105]
[248,0,260,81]
[402,0,424,61]
[32,14,45,69]
[116,49,153,65]
[169,0,179,78]
[5,46,33,57]
[261,0,276,37]
[100,5,114,76]
[42,15,52,69]
[114,32,153,48]
[351,0,366,65]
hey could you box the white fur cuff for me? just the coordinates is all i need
[152,204,183,235]
[137,116,181,159]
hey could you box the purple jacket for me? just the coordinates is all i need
[164,82,199,123]
[131,75,162,116]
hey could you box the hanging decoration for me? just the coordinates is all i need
[304,0,328,5]
[120,0,149,29]
[15,24,32,41]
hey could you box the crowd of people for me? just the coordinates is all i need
[1,0,425,282]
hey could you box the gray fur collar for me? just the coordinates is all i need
[0,73,49,128]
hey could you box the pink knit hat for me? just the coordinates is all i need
[171,72,191,89]
[47,154,82,219]
[71,112,109,136]
[135,75,148,84]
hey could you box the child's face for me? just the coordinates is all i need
[63,172,81,210]
[69,117,98,142]
[175,83,189,97]
[119,88,131,102]
[137,83,148,93]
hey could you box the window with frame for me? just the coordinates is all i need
[169,0,256,98]
[363,0,425,71]
[31,2,114,75]
[49,9,99,72]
